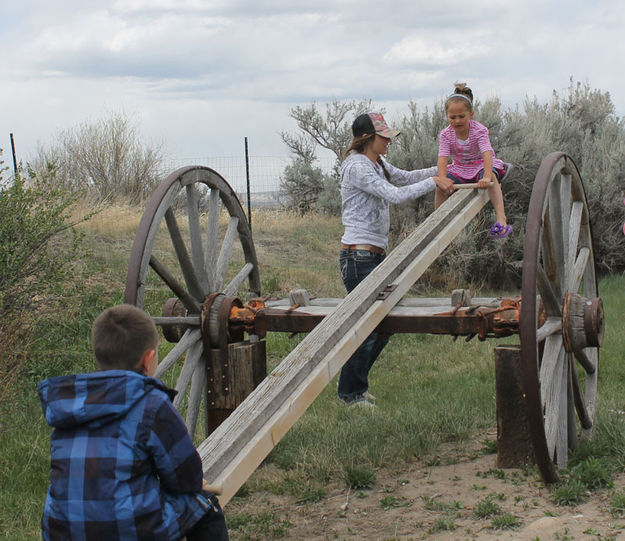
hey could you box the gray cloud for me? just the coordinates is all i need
[2,0,624,162]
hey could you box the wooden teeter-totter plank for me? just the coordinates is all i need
[198,188,490,504]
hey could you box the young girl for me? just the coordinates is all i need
[436,83,512,238]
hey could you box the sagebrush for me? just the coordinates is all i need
[280,79,625,286]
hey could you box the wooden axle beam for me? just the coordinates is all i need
[252,302,521,339]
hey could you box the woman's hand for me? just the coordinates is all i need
[434,175,455,196]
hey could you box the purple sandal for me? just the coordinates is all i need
[489,222,513,239]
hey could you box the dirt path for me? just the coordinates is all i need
[227,445,625,540]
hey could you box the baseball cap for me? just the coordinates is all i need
[352,113,401,138]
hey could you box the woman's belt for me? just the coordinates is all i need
[341,243,385,254]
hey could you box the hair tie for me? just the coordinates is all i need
[447,93,472,105]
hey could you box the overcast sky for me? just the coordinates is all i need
[2,0,624,168]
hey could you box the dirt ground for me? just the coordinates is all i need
[227,439,625,540]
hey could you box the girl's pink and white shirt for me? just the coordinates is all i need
[438,120,505,181]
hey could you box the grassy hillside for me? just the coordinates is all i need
[0,205,623,539]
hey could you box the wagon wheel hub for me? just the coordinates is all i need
[561,294,604,352]
[200,293,245,350]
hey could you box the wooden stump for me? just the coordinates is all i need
[206,340,267,433]
[495,345,534,468]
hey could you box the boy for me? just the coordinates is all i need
[38,304,229,540]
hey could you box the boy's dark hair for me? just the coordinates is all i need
[91,304,159,370]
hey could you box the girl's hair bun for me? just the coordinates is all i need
[453,81,473,102]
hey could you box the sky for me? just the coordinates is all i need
[2,0,625,170]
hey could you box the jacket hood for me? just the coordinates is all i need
[38,370,176,429]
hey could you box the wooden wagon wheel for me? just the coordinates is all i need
[520,153,604,483]
[125,166,260,438]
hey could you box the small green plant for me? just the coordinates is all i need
[296,485,326,504]
[481,439,498,454]
[610,489,625,517]
[345,464,375,489]
[380,495,411,510]
[553,528,574,540]
[491,513,521,530]
[476,468,506,480]
[421,495,463,514]
[428,517,456,533]
[473,494,503,518]
[570,457,614,490]
[552,478,587,506]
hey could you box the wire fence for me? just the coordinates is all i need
[164,155,337,209]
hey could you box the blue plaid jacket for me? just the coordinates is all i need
[38,370,210,541]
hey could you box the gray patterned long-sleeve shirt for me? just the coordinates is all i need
[340,152,437,249]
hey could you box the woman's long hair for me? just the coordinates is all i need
[342,133,391,180]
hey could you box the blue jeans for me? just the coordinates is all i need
[337,249,390,402]
[186,491,229,540]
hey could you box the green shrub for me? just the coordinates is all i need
[0,166,87,404]
[32,112,163,204]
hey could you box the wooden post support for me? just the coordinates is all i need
[289,288,310,307]
[206,340,267,433]
[451,288,472,306]
[495,345,534,468]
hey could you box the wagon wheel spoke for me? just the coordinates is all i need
[186,183,209,293]
[569,247,590,295]
[536,317,562,342]
[185,366,206,437]
[537,265,562,316]
[544,183,565,296]
[173,340,204,409]
[205,188,220,291]
[559,174,572,285]
[566,201,583,291]
[574,346,596,375]
[165,208,205,300]
[214,217,240,292]
[152,316,201,326]
[149,256,201,314]
[540,334,563,407]
[542,342,568,465]
[224,262,254,297]
[570,360,593,430]
[155,329,202,378]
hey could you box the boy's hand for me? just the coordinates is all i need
[203,478,222,495]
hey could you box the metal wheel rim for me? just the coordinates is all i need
[520,152,599,483]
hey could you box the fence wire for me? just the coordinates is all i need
[164,155,336,209]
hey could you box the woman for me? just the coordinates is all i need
[338,112,454,406]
